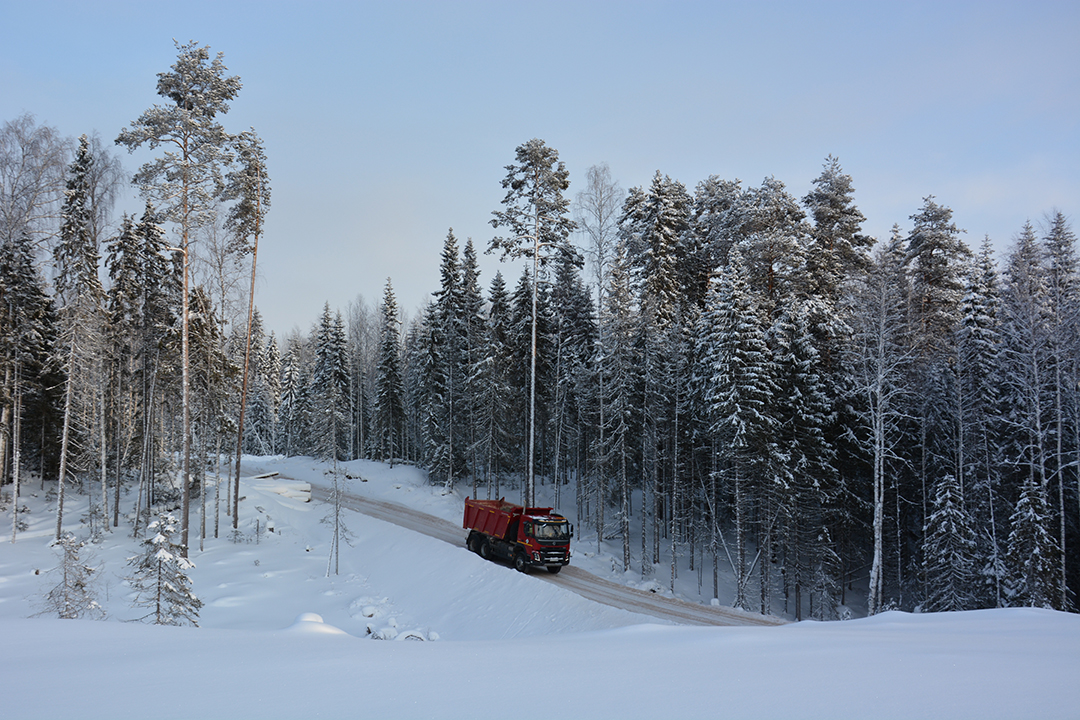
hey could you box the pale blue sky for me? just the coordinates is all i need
[3,0,1078,333]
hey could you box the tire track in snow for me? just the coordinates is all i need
[310,485,785,628]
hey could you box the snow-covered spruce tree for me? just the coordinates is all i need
[260,332,281,452]
[620,171,692,329]
[690,175,744,281]
[998,229,1052,511]
[1004,475,1059,609]
[426,230,468,488]
[460,239,488,498]
[104,215,142,524]
[922,472,978,612]
[504,271,542,486]
[418,302,452,487]
[619,171,693,573]
[730,176,810,321]
[549,250,596,512]
[956,237,1006,607]
[709,176,815,612]
[117,40,244,554]
[52,134,108,541]
[809,527,844,621]
[801,156,873,595]
[309,304,350,462]
[314,311,353,577]
[906,197,970,357]
[242,316,277,457]
[401,312,429,466]
[373,279,405,466]
[128,512,202,626]
[801,156,872,311]
[187,285,231,549]
[239,308,267,455]
[40,533,104,620]
[1041,211,1078,609]
[0,232,60,524]
[904,197,970,603]
[603,238,642,572]
[317,306,352,462]
[771,300,836,620]
[698,250,779,611]
[104,203,176,532]
[473,272,514,500]
[489,138,577,507]
[277,333,306,456]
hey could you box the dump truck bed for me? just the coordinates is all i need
[463,498,554,541]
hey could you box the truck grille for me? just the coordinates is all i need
[540,549,568,564]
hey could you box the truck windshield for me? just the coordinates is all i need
[533,521,570,541]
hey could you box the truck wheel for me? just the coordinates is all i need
[468,533,480,554]
[546,565,562,574]
[514,552,529,574]
[479,540,491,560]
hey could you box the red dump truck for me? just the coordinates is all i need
[463,497,573,573]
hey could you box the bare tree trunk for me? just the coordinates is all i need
[0,366,10,489]
[620,432,630,572]
[734,466,748,611]
[180,233,192,555]
[670,386,679,594]
[640,428,649,579]
[99,385,108,532]
[55,337,78,541]
[214,434,222,539]
[113,387,129,528]
[1054,363,1067,608]
[10,360,22,543]
[869,408,885,615]
[233,193,262,530]
[527,231,538,508]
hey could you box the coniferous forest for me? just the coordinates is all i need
[2,42,1078,620]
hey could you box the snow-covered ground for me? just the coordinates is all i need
[2,456,1078,719]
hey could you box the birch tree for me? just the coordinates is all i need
[574,163,623,542]
[849,230,912,614]
[0,114,69,246]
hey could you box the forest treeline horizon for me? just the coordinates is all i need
[2,42,1078,619]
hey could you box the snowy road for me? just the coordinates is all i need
[311,485,785,628]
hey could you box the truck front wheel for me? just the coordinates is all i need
[514,552,529,574]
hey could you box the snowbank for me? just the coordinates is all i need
[2,608,1076,719]
[2,456,1077,719]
